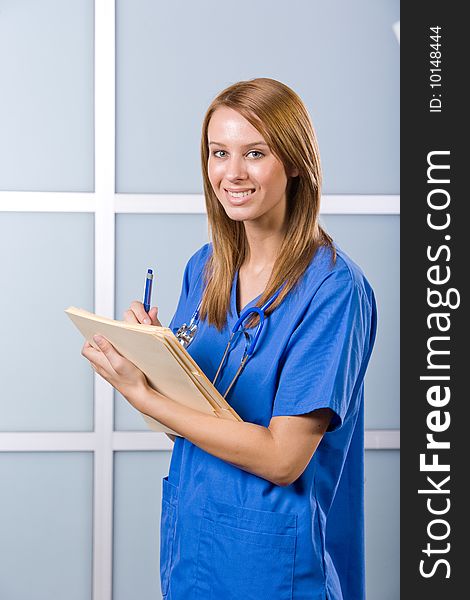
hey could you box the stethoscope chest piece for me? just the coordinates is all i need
[175,322,198,348]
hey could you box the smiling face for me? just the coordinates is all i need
[207,107,293,230]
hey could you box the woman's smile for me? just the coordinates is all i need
[224,187,256,205]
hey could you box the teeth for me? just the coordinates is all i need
[227,190,253,198]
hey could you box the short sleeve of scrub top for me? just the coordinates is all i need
[273,268,374,430]
[160,242,377,600]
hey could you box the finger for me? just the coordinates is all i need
[89,359,111,383]
[81,344,107,373]
[82,340,106,365]
[130,300,151,324]
[148,306,162,326]
[80,338,117,382]
[93,335,124,371]
[82,340,96,358]
[123,308,139,324]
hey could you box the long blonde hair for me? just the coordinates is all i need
[199,77,335,330]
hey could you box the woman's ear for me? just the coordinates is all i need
[290,166,299,178]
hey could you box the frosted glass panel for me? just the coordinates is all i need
[114,213,208,430]
[0,0,94,191]
[365,450,400,599]
[113,451,172,600]
[116,0,399,194]
[0,452,93,600]
[0,213,94,431]
[321,215,399,429]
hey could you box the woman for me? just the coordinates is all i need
[83,78,377,599]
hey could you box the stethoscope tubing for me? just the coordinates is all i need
[176,283,285,397]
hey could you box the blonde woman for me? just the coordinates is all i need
[83,78,377,599]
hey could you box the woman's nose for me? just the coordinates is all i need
[225,155,247,181]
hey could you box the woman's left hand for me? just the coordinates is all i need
[81,335,149,410]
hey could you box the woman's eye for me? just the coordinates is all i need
[213,150,227,158]
[247,150,264,159]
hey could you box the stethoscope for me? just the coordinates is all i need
[175,285,283,398]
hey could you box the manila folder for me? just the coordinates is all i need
[65,306,242,436]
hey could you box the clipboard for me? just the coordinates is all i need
[65,306,242,436]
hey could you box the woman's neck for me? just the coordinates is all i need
[243,223,286,274]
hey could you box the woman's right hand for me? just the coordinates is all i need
[123,301,162,326]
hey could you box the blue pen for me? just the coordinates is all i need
[143,268,154,313]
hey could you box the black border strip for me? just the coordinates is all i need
[401,4,466,595]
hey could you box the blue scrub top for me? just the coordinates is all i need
[160,242,377,600]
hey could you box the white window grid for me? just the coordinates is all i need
[0,1,400,598]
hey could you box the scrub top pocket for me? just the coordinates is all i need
[195,500,297,600]
[160,476,178,597]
